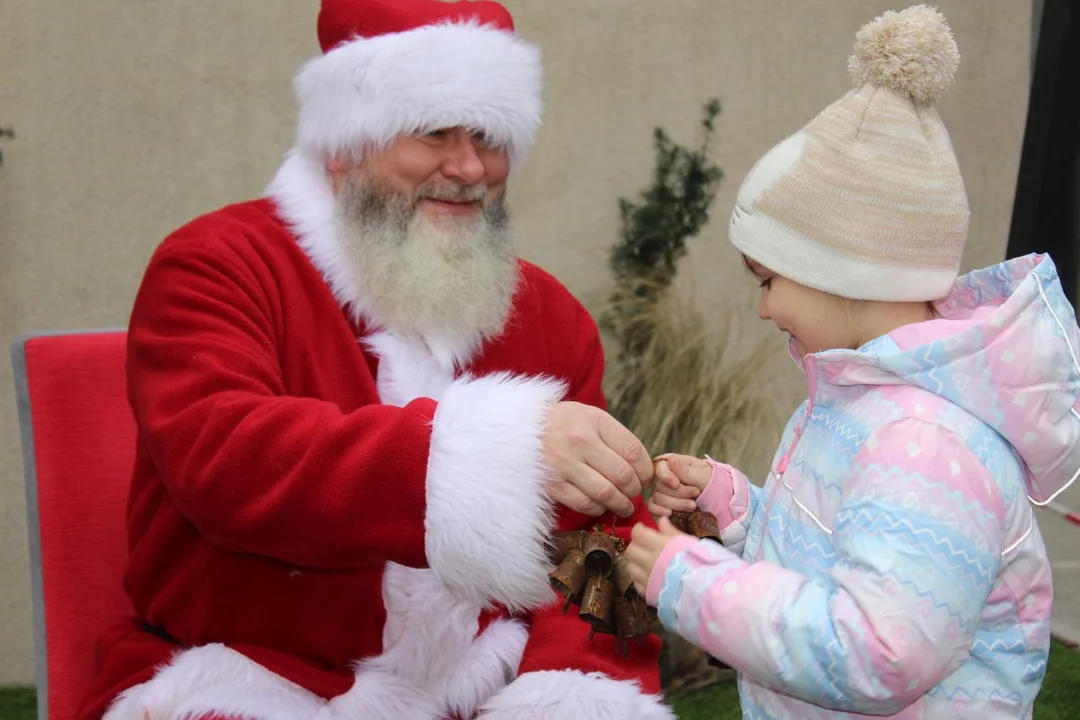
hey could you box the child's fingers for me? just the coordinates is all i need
[650,489,697,510]
[666,455,693,481]
[646,497,672,517]
[653,459,681,491]
[656,482,700,500]
[630,521,657,544]
[657,515,681,536]
[630,523,667,552]
[688,464,714,490]
[669,455,713,489]
[650,493,696,514]
[624,540,647,564]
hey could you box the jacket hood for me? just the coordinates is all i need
[809,254,1080,504]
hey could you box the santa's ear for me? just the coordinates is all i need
[325,155,347,174]
[325,155,348,194]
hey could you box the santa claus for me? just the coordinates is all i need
[77,1,671,719]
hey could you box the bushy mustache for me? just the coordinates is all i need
[415,181,487,203]
[339,174,508,249]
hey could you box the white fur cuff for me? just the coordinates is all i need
[475,670,676,720]
[425,372,566,611]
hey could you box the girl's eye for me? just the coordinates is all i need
[758,278,772,290]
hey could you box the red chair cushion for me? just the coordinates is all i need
[22,332,135,720]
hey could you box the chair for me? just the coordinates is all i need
[12,330,136,720]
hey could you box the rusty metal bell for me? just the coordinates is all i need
[549,548,587,608]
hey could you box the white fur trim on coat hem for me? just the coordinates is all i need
[294,20,542,173]
[101,644,326,720]
[334,620,526,720]
[339,563,528,719]
[328,663,442,720]
[475,670,675,720]
[426,372,566,612]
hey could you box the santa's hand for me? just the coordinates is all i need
[541,402,653,518]
[647,454,711,516]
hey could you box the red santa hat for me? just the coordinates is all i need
[293,0,542,172]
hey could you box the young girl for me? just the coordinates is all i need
[625,5,1079,718]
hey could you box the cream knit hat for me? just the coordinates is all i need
[729,5,970,301]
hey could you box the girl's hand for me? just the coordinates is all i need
[647,454,713,516]
[626,516,686,598]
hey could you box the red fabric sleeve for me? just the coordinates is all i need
[127,241,432,570]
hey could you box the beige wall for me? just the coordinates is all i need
[0,0,1031,685]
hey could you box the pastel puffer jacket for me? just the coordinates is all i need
[647,254,1079,718]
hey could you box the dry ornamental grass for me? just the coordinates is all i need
[597,279,788,694]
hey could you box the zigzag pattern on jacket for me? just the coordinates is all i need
[654,254,1078,719]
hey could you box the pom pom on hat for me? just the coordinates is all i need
[847,4,960,105]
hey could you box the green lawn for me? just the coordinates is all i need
[1,641,1076,719]
[0,687,33,720]
[667,639,1080,719]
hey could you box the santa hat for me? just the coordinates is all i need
[729,5,970,302]
[293,0,542,172]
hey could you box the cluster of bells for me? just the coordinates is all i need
[547,509,723,656]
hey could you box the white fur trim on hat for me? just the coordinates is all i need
[294,19,542,172]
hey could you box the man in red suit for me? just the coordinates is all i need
[78,1,672,719]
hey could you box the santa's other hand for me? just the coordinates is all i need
[542,401,653,517]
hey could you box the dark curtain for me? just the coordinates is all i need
[1006,0,1079,307]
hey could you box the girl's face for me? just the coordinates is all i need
[744,256,859,356]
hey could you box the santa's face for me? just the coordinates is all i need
[331,131,519,361]
[350,126,511,225]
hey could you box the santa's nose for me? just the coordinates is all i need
[440,129,486,185]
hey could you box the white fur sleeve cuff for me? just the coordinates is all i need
[425,372,566,611]
[475,670,675,719]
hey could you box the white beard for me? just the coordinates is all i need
[334,175,520,368]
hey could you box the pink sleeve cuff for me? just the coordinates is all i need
[645,535,699,607]
[696,459,735,517]
[697,458,749,531]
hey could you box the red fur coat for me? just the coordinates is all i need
[79,154,667,720]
